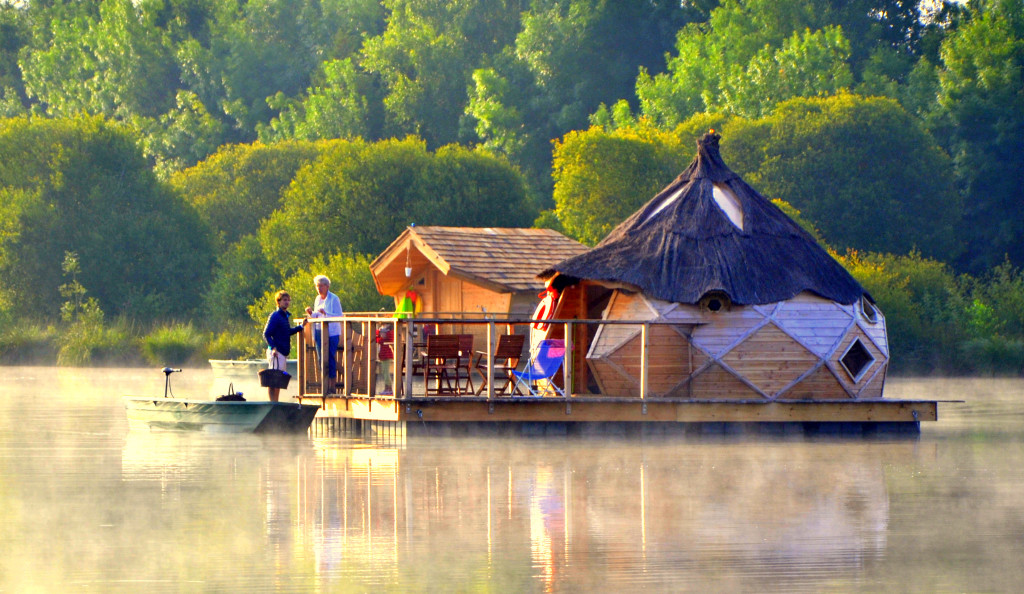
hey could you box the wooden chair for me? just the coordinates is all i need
[423,334,461,395]
[455,334,475,394]
[473,334,525,395]
[403,323,439,378]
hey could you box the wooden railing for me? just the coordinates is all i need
[298,314,703,401]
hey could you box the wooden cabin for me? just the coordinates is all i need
[370,226,588,343]
[540,132,889,401]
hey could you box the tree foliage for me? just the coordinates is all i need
[170,140,325,246]
[724,93,961,261]
[552,125,691,245]
[248,251,391,329]
[260,137,535,276]
[0,115,214,318]
[931,0,1024,272]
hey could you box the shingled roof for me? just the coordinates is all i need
[372,226,588,295]
[541,132,868,306]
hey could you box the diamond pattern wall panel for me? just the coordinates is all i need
[689,364,764,400]
[721,323,819,397]
[773,299,853,357]
[781,364,852,400]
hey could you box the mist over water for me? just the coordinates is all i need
[1,368,1023,592]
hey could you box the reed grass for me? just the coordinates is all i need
[0,324,58,364]
[206,325,264,360]
[58,317,137,366]
[140,322,207,366]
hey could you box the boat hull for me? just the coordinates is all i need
[208,359,298,400]
[124,397,319,434]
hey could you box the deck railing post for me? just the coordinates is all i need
[342,318,350,397]
[640,322,649,401]
[563,321,573,399]
[404,320,414,398]
[320,319,328,397]
[297,321,306,396]
[486,321,494,399]
[367,319,375,397]
[392,318,400,398]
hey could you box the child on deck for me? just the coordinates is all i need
[376,323,394,395]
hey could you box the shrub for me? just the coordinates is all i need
[959,337,1024,376]
[57,314,137,366]
[206,326,263,361]
[140,323,208,366]
[0,324,57,364]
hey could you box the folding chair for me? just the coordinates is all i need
[511,339,566,397]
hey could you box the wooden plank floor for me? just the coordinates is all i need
[296,394,940,424]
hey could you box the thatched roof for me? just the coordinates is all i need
[541,132,868,306]
[372,226,588,295]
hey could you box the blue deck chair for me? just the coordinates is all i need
[512,339,566,397]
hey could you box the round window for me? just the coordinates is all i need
[700,292,731,313]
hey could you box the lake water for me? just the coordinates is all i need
[1,367,1023,592]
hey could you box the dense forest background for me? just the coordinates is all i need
[0,0,1022,374]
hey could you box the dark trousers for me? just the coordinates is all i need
[314,331,340,380]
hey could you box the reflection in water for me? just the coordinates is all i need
[4,368,1024,591]
[119,429,898,591]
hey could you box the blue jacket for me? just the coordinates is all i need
[263,308,303,356]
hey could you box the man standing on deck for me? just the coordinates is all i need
[305,275,343,393]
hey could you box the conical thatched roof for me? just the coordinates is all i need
[541,132,868,306]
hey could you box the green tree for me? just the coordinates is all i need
[21,0,178,120]
[630,0,951,128]
[258,58,379,142]
[0,115,214,318]
[724,93,961,261]
[839,249,968,372]
[259,137,534,276]
[202,235,279,327]
[170,139,325,246]
[551,124,690,245]
[248,251,391,328]
[0,4,30,115]
[466,0,697,198]
[359,0,526,148]
[550,117,824,246]
[931,0,1024,272]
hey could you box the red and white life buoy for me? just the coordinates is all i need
[532,287,559,331]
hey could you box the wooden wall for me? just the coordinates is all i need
[585,289,890,401]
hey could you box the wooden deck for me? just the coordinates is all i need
[294,315,941,433]
[299,393,937,423]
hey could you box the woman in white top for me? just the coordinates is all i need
[305,275,343,392]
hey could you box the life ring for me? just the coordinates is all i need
[532,287,558,331]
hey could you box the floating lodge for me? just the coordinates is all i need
[296,133,939,437]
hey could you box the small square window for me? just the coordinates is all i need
[840,338,875,383]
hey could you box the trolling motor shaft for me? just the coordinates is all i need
[162,367,182,398]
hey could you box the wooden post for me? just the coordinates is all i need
[486,321,494,399]
[403,320,414,398]
[320,320,328,396]
[392,318,400,398]
[297,321,306,396]
[342,319,350,397]
[563,321,573,399]
[367,319,376,397]
[640,322,649,401]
